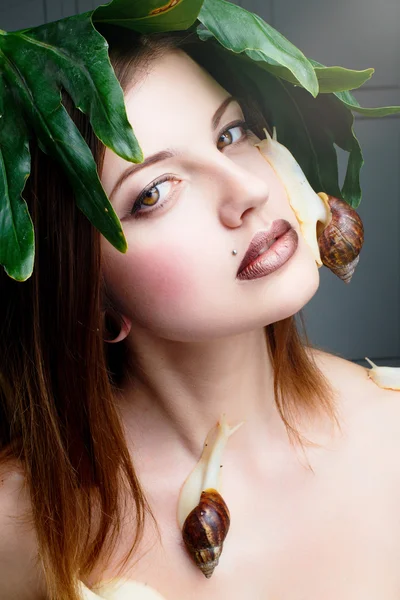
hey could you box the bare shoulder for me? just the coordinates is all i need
[309,346,400,448]
[303,349,400,576]
[0,460,46,599]
[310,346,400,402]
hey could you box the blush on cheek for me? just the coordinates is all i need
[136,256,185,299]
[116,247,194,319]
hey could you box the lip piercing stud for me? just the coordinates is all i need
[232,250,238,255]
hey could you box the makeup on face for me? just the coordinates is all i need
[100,50,318,343]
[107,95,248,214]
[236,220,299,281]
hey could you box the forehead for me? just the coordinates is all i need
[118,49,231,155]
[100,50,242,197]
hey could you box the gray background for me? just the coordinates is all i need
[1,0,399,367]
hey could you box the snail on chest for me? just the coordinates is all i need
[177,415,243,578]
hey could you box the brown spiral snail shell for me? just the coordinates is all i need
[178,416,242,578]
[182,487,230,579]
[317,193,364,284]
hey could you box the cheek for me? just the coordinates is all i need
[130,250,187,302]
[103,244,197,322]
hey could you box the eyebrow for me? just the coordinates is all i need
[109,95,240,203]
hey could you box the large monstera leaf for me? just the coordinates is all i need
[0,0,399,281]
[0,14,140,281]
[195,0,400,209]
[0,0,203,282]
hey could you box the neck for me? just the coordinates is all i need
[117,327,293,458]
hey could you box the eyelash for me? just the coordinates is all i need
[128,119,254,219]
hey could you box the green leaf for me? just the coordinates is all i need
[0,12,148,279]
[310,59,400,113]
[196,0,319,97]
[93,0,204,33]
[0,73,33,281]
[308,57,374,93]
[229,54,374,95]
[205,47,364,206]
[335,89,400,116]
[313,66,374,93]
[268,82,364,208]
[340,131,363,206]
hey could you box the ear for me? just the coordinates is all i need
[103,311,132,343]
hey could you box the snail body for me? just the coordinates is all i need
[177,415,243,578]
[365,357,400,391]
[182,488,230,578]
[255,128,364,283]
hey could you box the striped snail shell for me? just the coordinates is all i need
[182,488,230,578]
[317,193,364,284]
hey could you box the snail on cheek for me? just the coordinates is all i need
[177,415,244,578]
[253,130,400,393]
[255,128,364,284]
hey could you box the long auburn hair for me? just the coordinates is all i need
[0,26,339,600]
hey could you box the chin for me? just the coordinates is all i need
[260,260,320,325]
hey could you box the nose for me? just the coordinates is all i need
[214,153,270,228]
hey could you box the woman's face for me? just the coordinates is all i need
[100,49,319,342]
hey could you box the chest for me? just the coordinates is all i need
[92,443,400,600]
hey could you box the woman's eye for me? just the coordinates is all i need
[130,120,252,218]
[217,121,252,150]
[131,175,177,218]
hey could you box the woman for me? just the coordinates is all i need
[1,23,400,600]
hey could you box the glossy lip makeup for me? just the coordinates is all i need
[236,220,299,281]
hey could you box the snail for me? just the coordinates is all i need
[316,192,364,283]
[177,415,244,578]
[254,128,364,283]
[364,357,400,391]
[181,488,230,579]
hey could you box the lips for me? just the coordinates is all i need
[237,220,293,276]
